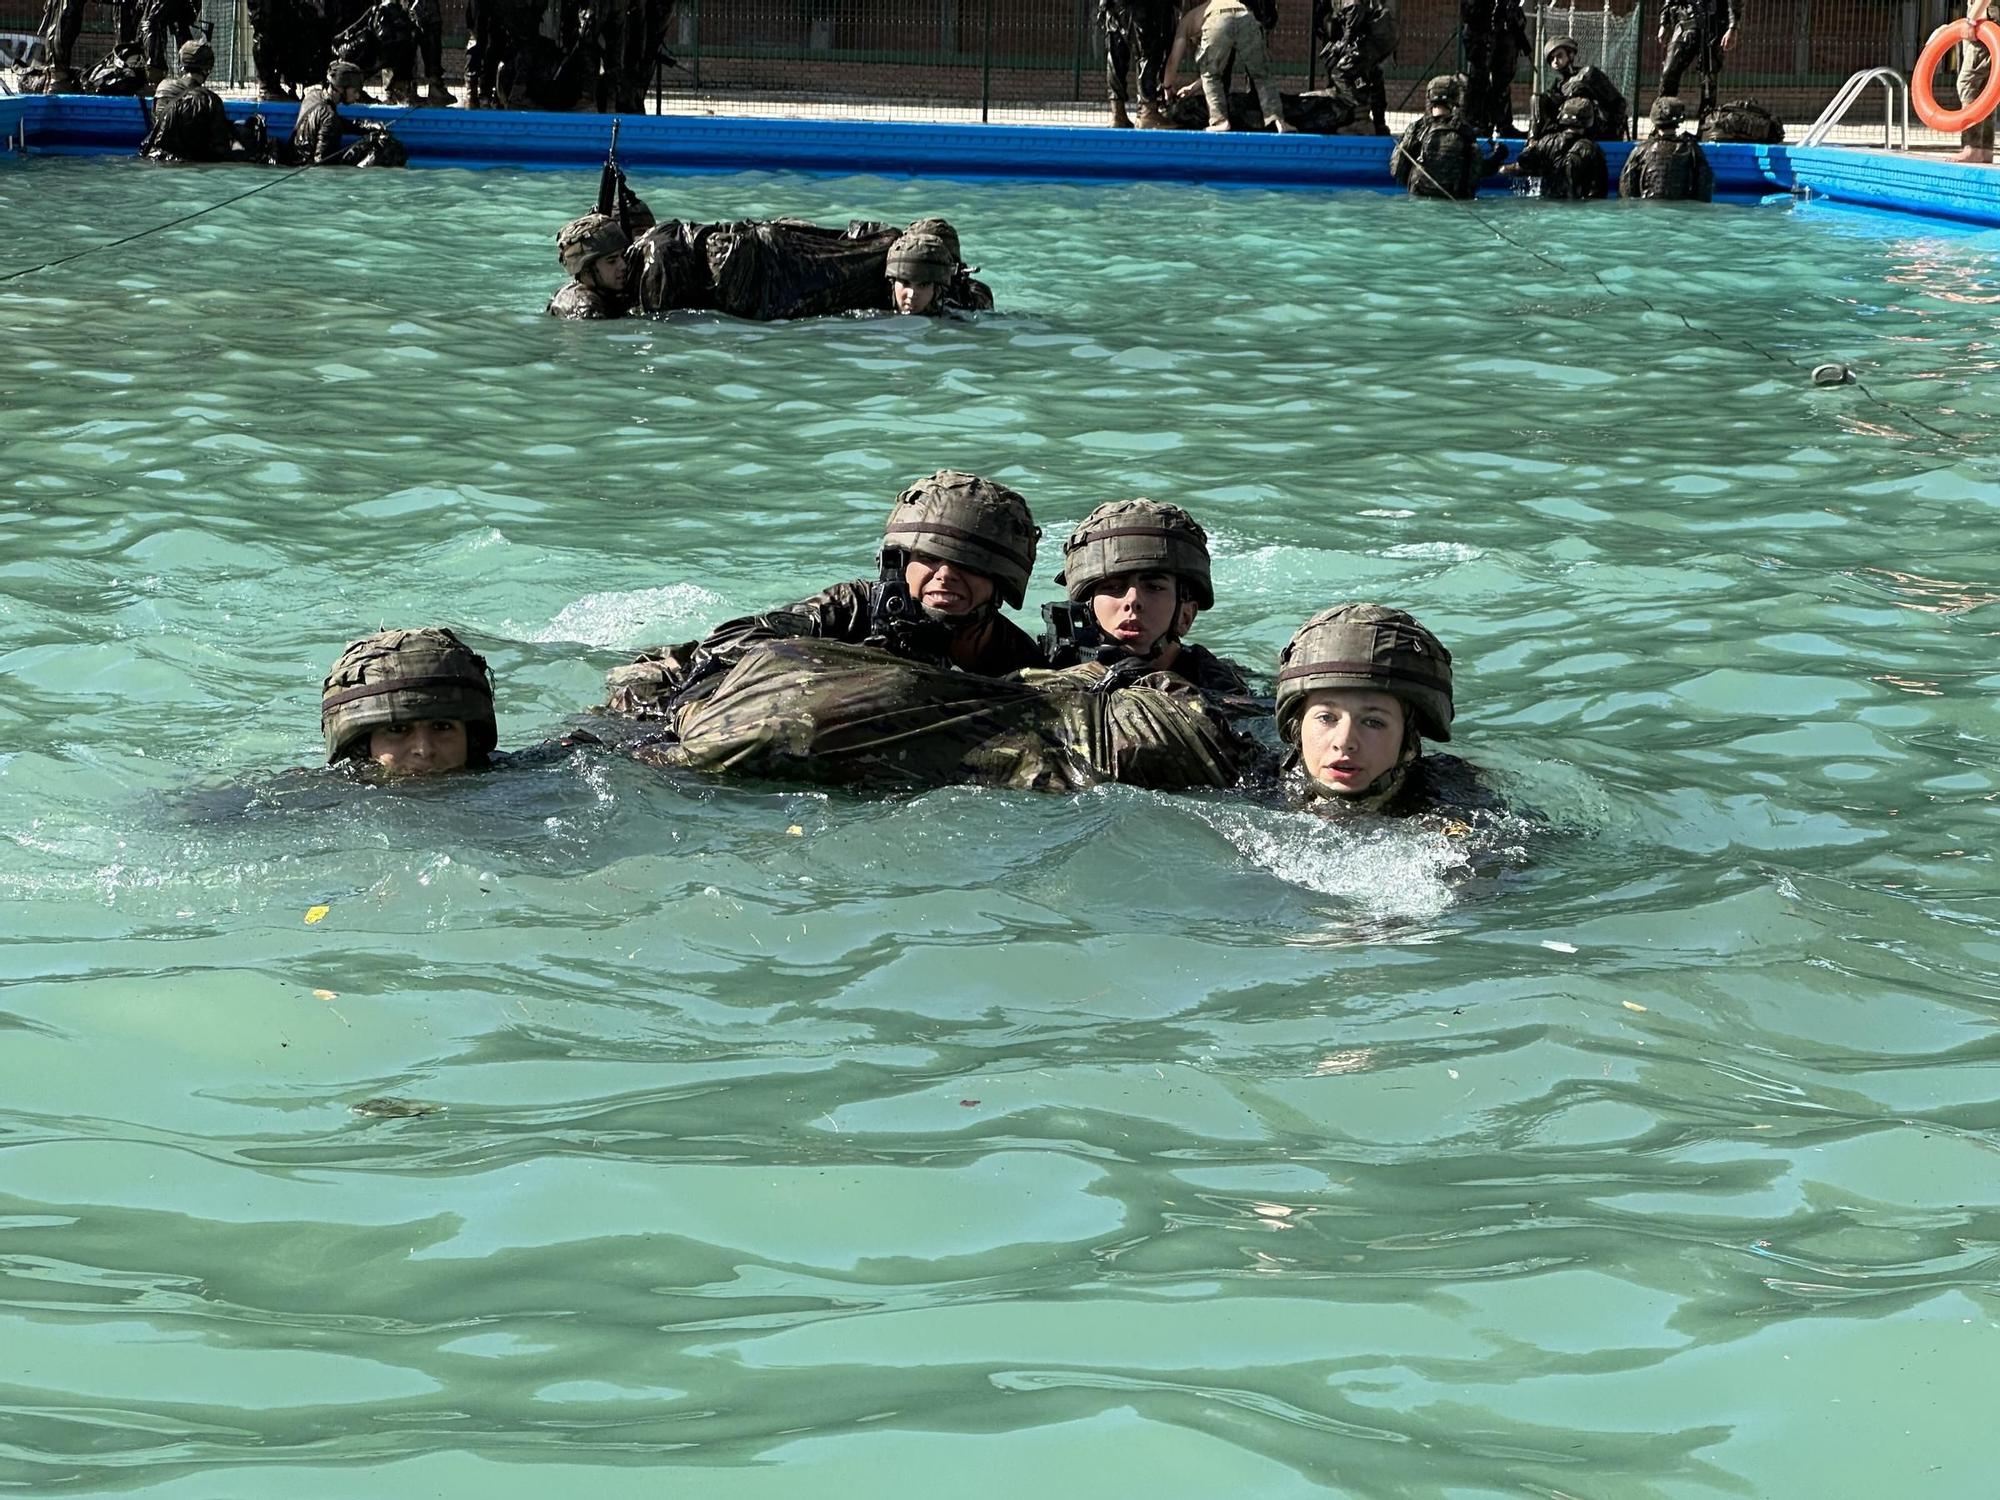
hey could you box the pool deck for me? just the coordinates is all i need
[6,91,2000,229]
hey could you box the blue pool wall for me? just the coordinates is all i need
[7,92,2000,228]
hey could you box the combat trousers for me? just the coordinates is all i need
[1463,40,1520,132]
[1959,39,1994,150]
[1658,26,1720,118]
[1198,0,1282,126]
[1100,0,1175,106]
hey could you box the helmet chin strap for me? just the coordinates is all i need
[921,598,997,632]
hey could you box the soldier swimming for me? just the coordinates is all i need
[1275,604,1495,817]
[1041,499,1251,700]
[321,627,499,776]
[605,470,1045,719]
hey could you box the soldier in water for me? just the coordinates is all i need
[292,57,407,164]
[1276,604,1493,817]
[1391,74,1509,198]
[141,39,257,161]
[1040,499,1250,701]
[605,471,1047,719]
[1619,96,1713,200]
[1502,96,1609,198]
[321,628,500,777]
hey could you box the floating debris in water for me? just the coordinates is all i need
[1811,362,1853,387]
[351,1097,443,1118]
[304,904,331,925]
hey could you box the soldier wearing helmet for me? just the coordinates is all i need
[1530,35,1629,140]
[83,42,152,95]
[291,59,376,164]
[141,39,252,162]
[1042,499,1248,697]
[321,628,499,776]
[605,471,1045,718]
[548,212,638,319]
[1618,96,1714,201]
[1391,75,1509,198]
[1275,604,1478,815]
[1502,95,1609,199]
[886,229,956,317]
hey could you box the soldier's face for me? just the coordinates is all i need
[892,279,939,315]
[585,252,631,296]
[368,719,470,776]
[904,553,995,616]
[1090,571,1181,655]
[1297,690,1406,794]
[1549,47,1576,73]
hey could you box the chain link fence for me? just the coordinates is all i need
[1,0,1977,145]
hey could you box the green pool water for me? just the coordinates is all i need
[4,157,2000,1499]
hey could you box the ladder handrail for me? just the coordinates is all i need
[1802,66,1910,150]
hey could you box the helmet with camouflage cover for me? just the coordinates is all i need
[880,470,1039,610]
[1056,498,1215,612]
[179,38,214,73]
[321,627,497,764]
[1425,74,1464,107]
[903,217,964,263]
[885,230,956,286]
[556,213,628,276]
[1558,95,1598,131]
[328,58,364,89]
[1275,604,1453,743]
[1650,95,1687,130]
[1543,34,1578,64]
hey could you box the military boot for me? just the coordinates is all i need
[422,73,453,105]
[1110,99,1134,128]
[1136,98,1169,129]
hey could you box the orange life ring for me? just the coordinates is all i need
[1913,18,2000,133]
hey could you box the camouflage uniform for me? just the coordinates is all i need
[606,471,1045,719]
[333,0,419,101]
[1530,36,1627,140]
[644,638,1247,793]
[1391,75,1509,198]
[141,41,245,161]
[1043,498,1254,710]
[1511,97,1609,198]
[1274,603,1487,816]
[1098,0,1178,125]
[136,0,198,84]
[1658,0,1737,121]
[1618,96,1714,200]
[1460,0,1529,135]
[320,627,499,766]
[1312,0,1397,134]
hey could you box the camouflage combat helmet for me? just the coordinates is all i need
[1558,96,1598,131]
[328,58,364,88]
[880,470,1039,610]
[1056,498,1215,612]
[1275,604,1453,743]
[320,627,497,764]
[1651,95,1687,129]
[885,230,955,286]
[903,217,963,263]
[179,38,214,72]
[556,213,628,276]
[1425,74,1463,107]
[1543,34,1578,63]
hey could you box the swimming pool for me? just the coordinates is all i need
[4,159,1999,1497]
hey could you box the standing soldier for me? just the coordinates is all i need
[33,0,87,91]
[1099,0,1179,128]
[137,0,199,86]
[1954,0,1994,163]
[1313,0,1398,134]
[1460,0,1529,135]
[1657,0,1737,123]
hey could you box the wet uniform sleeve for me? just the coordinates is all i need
[547,280,612,319]
[1618,142,1643,197]
[1692,142,1715,201]
[604,580,874,716]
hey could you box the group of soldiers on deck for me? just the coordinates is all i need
[20,0,674,112]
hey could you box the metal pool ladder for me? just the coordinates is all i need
[1802,68,1911,150]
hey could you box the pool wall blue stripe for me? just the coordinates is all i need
[11,92,2000,226]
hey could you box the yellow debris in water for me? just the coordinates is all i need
[1622,1000,1648,1012]
[312,989,338,1001]
[304,905,331,925]
[786,825,804,836]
